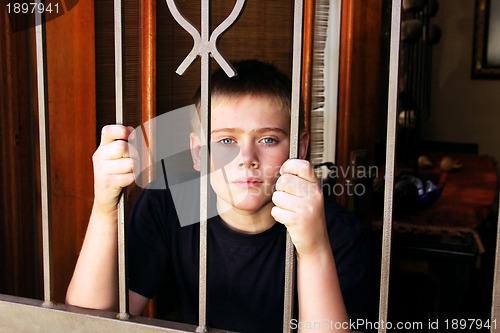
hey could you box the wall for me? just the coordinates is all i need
[421,0,500,165]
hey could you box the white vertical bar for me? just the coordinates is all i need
[114,0,129,319]
[35,1,54,307]
[283,0,304,331]
[378,0,402,332]
[196,1,210,331]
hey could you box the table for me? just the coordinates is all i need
[371,154,498,322]
[373,153,498,256]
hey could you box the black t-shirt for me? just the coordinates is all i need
[128,188,370,332]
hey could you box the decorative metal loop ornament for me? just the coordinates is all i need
[165,0,246,77]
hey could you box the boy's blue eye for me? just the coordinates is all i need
[261,137,277,145]
[219,138,235,145]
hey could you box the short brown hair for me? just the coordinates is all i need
[193,59,305,131]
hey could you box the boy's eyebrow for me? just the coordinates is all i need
[211,127,289,135]
[253,127,289,135]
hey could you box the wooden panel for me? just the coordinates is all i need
[336,0,383,218]
[0,6,38,299]
[302,0,315,135]
[45,1,96,303]
[141,0,157,318]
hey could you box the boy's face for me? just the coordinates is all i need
[191,95,304,214]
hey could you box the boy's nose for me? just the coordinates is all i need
[238,144,259,169]
[238,161,259,168]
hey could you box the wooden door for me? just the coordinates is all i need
[336,0,385,224]
[0,1,97,303]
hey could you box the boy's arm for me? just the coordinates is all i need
[66,125,147,316]
[296,243,349,331]
[272,159,351,332]
[66,206,119,310]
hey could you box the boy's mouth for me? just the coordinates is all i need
[232,177,264,188]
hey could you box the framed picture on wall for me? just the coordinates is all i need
[472,0,500,79]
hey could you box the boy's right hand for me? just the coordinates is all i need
[92,125,135,215]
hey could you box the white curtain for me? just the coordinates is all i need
[310,0,342,178]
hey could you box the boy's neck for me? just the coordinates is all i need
[217,201,276,234]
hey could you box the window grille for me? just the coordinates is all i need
[1,0,499,332]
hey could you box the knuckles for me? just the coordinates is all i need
[276,172,322,196]
[276,173,292,190]
[101,125,111,137]
[282,159,311,174]
[116,140,129,153]
[271,190,284,204]
[127,158,135,172]
[101,124,130,142]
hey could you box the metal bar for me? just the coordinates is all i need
[35,1,54,307]
[290,0,304,160]
[197,1,210,331]
[165,1,245,330]
[378,1,402,332]
[283,1,304,331]
[114,0,129,319]
[283,235,295,333]
[491,193,500,333]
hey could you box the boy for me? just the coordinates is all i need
[66,60,370,332]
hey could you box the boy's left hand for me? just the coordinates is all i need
[271,159,330,259]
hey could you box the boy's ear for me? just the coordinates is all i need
[190,132,201,172]
[298,131,310,160]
